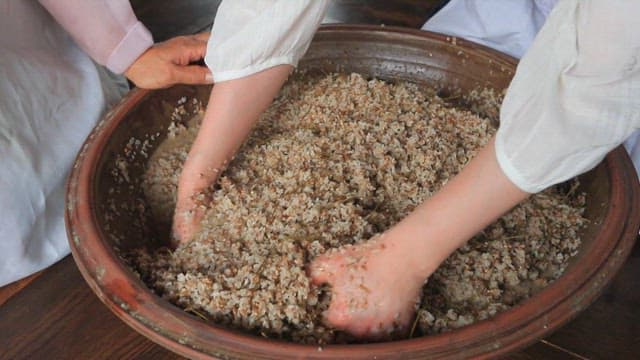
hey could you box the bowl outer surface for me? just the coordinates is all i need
[66,25,640,360]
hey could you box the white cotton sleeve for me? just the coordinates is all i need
[205,0,329,83]
[38,0,153,74]
[495,0,640,193]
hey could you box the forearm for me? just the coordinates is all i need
[177,65,293,197]
[386,137,530,277]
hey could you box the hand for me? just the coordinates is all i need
[171,65,293,246]
[172,166,218,247]
[171,192,208,247]
[308,233,429,339]
[171,157,222,246]
[125,32,214,89]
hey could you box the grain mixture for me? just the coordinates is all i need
[123,73,586,344]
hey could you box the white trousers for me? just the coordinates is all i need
[0,1,128,286]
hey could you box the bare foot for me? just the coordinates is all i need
[308,233,431,338]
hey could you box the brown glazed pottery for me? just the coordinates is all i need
[66,25,640,359]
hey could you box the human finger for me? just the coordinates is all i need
[172,211,199,247]
[307,255,338,285]
[322,298,352,329]
[158,36,207,65]
[179,36,209,63]
[170,64,214,86]
[172,209,193,246]
[347,321,375,339]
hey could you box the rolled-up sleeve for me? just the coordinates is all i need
[496,0,640,193]
[205,0,329,82]
[38,0,153,74]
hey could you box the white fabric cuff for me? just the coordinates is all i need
[205,0,328,83]
[213,56,297,83]
[105,21,153,74]
[495,135,537,193]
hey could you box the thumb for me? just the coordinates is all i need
[170,64,214,86]
[179,36,209,64]
[307,256,336,286]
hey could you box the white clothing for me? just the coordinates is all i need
[625,135,640,176]
[496,0,640,192]
[424,0,640,192]
[205,0,329,82]
[422,0,557,59]
[0,1,128,286]
[37,0,153,74]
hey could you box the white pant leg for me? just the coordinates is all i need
[624,131,640,177]
[421,0,556,58]
[0,1,128,286]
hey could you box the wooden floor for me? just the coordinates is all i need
[1,1,639,359]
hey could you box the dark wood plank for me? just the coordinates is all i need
[504,341,584,360]
[0,257,182,360]
[0,272,41,307]
[537,239,640,359]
